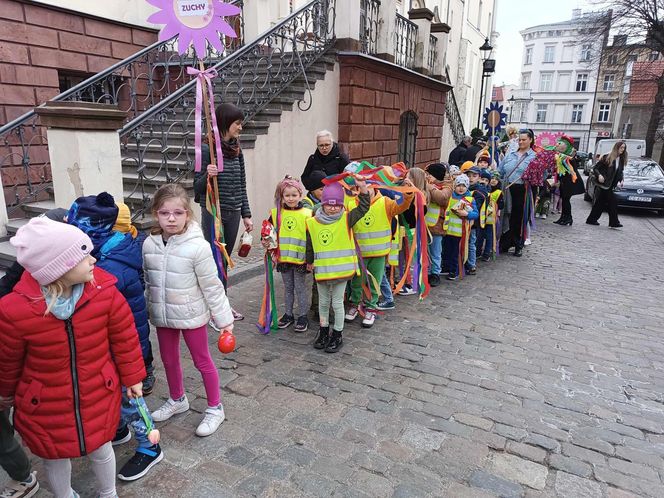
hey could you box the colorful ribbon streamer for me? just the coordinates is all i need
[186,66,224,174]
[257,252,279,334]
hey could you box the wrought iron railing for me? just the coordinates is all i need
[394,13,417,69]
[120,0,336,220]
[0,1,244,218]
[444,69,466,144]
[359,0,380,55]
[427,34,438,74]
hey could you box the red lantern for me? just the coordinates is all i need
[217,330,236,354]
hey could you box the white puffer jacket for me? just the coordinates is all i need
[143,222,233,330]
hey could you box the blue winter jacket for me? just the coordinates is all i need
[94,232,151,363]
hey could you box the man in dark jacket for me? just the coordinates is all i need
[448,136,472,166]
[301,130,350,186]
[463,137,487,162]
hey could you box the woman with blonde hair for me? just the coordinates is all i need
[586,141,627,228]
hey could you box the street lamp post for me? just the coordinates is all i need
[508,96,515,124]
[476,38,495,130]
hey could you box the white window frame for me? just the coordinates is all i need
[603,74,615,91]
[525,47,533,65]
[521,73,531,89]
[580,44,592,61]
[544,46,555,63]
[539,73,553,92]
[571,104,583,123]
[536,104,548,123]
[576,73,588,92]
[598,102,611,122]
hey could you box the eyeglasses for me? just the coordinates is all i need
[157,210,187,218]
[317,143,332,148]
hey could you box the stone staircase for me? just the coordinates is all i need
[0,52,336,272]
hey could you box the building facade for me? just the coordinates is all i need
[515,9,610,151]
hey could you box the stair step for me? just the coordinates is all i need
[21,200,57,217]
[123,171,194,187]
[0,240,16,263]
[6,218,30,236]
[256,108,283,122]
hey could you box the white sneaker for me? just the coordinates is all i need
[361,310,376,328]
[0,472,39,498]
[524,238,532,246]
[152,396,189,422]
[541,214,547,219]
[344,304,359,322]
[196,405,225,437]
[397,284,416,296]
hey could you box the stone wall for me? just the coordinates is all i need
[337,53,449,169]
[0,0,157,126]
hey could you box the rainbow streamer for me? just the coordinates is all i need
[256,252,278,334]
[206,177,234,284]
[522,184,535,241]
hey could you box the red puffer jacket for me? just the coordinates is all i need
[0,267,146,459]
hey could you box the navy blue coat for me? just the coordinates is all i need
[94,232,151,364]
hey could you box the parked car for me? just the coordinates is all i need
[583,139,647,175]
[585,158,664,215]
[576,151,592,174]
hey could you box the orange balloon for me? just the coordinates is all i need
[217,330,236,354]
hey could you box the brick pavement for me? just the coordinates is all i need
[5,196,664,497]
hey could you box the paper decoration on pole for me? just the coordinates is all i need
[146,0,241,55]
[535,131,563,148]
[482,102,507,167]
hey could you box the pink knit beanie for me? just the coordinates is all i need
[10,217,93,285]
[321,182,344,206]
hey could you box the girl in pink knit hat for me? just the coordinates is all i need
[0,217,146,498]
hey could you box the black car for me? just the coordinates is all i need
[585,159,664,215]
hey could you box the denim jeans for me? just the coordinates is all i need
[428,234,443,275]
[380,270,394,302]
[467,229,477,269]
[476,225,494,258]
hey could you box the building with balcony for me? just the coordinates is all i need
[514,9,611,151]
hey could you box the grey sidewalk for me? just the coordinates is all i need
[6,196,664,497]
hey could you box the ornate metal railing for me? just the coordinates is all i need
[427,34,438,74]
[120,0,336,220]
[394,13,417,69]
[0,1,244,218]
[359,0,380,55]
[445,69,466,144]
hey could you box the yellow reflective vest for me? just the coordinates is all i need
[424,201,442,227]
[306,213,359,281]
[271,207,312,264]
[352,196,392,258]
[443,195,474,237]
[485,189,502,225]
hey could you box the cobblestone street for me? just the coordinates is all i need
[14,197,664,497]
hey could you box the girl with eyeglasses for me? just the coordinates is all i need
[143,184,234,438]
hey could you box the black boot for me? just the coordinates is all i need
[561,216,573,226]
[313,326,330,350]
[325,329,343,353]
[553,216,565,224]
[514,246,523,257]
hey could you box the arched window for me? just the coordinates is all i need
[398,111,418,167]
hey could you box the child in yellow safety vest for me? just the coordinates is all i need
[301,171,326,318]
[264,176,313,333]
[345,176,416,328]
[424,163,453,287]
[478,170,503,261]
[442,174,479,281]
[305,179,370,353]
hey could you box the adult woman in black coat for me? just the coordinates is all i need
[300,130,349,185]
[586,141,626,228]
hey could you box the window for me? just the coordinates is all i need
[544,46,555,63]
[525,47,533,65]
[521,73,531,89]
[398,111,418,167]
[608,54,618,65]
[539,73,553,92]
[649,51,659,61]
[580,44,592,61]
[557,73,571,91]
[598,102,611,122]
[576,73,588,92]
[603,74,615,91]
[571,104,583,123]
[562,45,573,62]
[536,104,548,123]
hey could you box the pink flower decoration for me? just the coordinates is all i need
[146,0,241,56]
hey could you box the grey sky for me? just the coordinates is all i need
[493,0,597,86]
